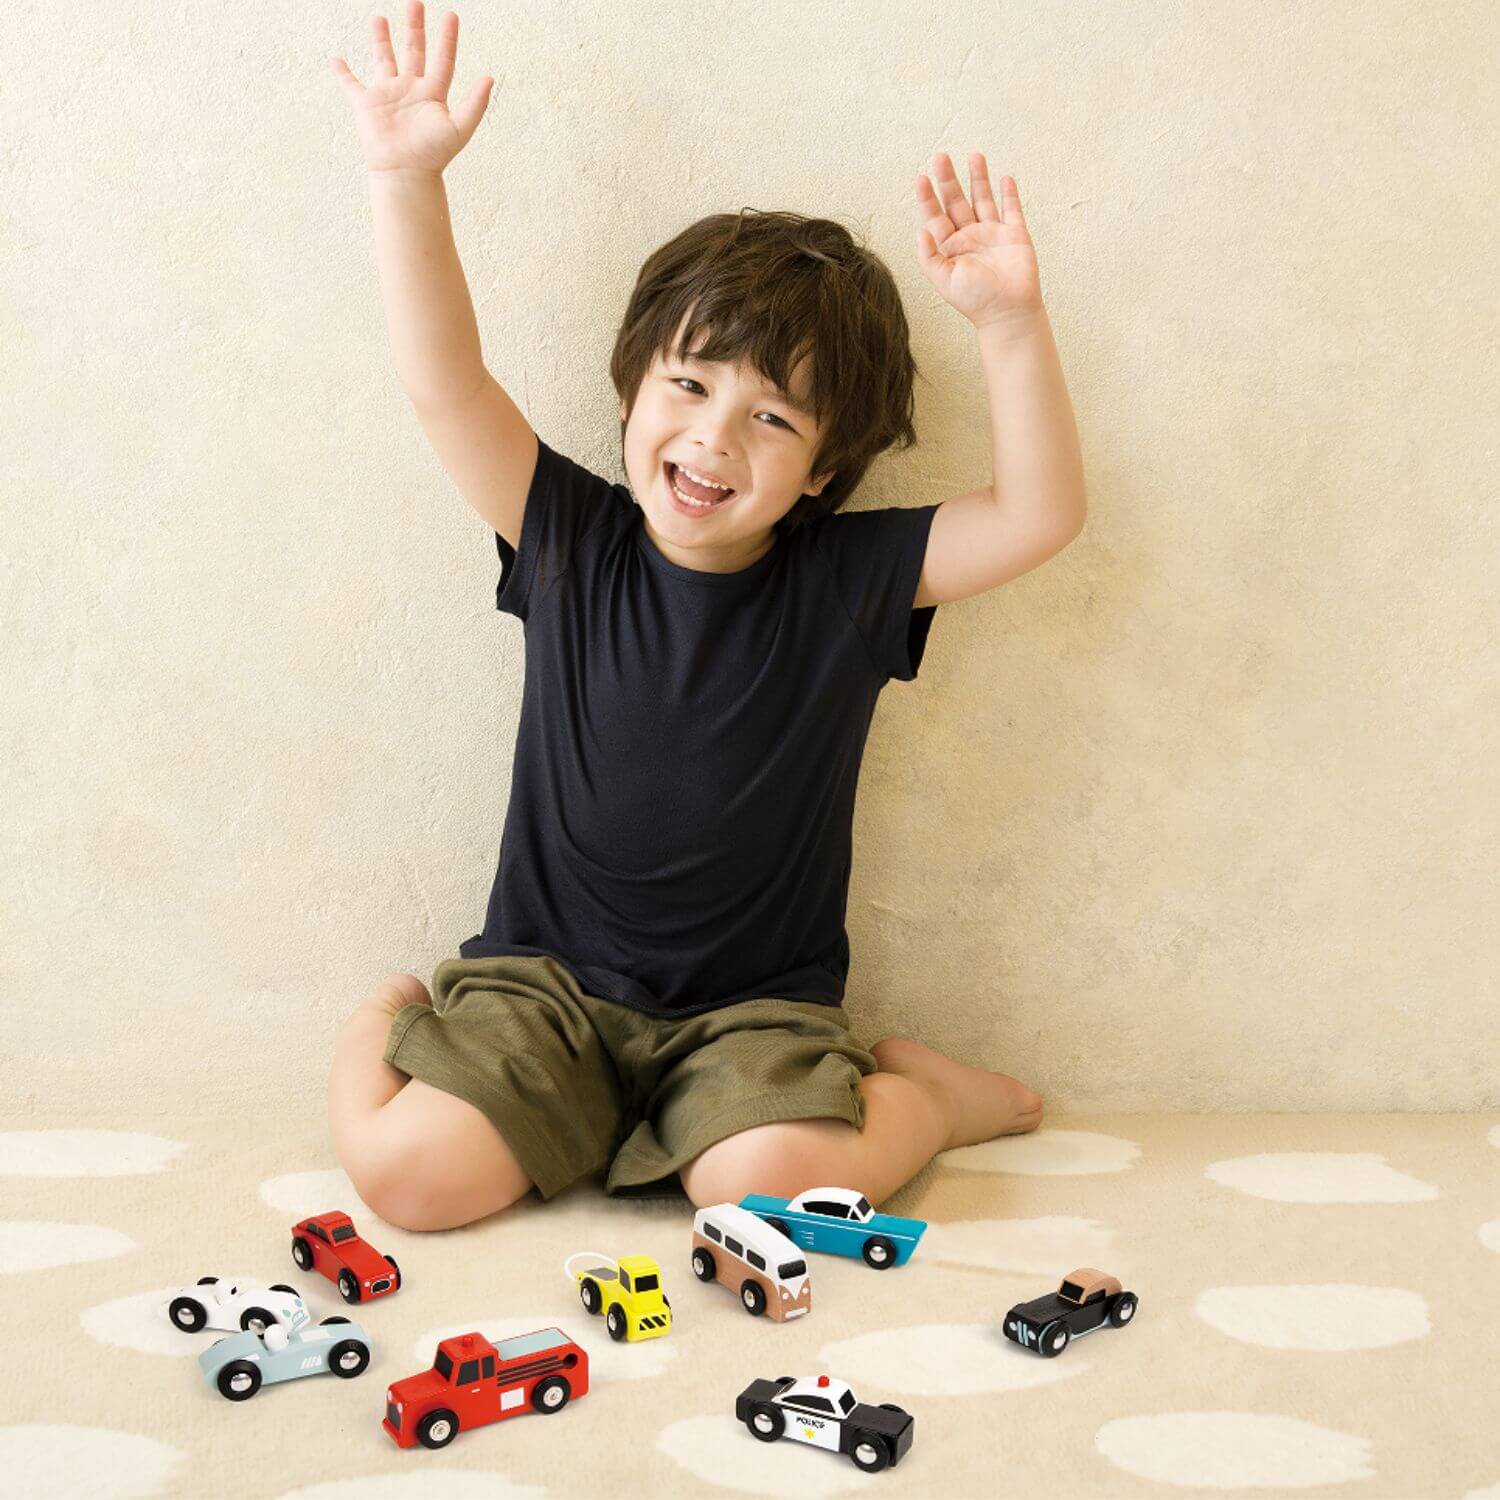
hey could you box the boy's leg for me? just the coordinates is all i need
[677,1037,1042,1208]
[328,974,532,1231]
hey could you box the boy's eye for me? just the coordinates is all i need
[672,377,793,430]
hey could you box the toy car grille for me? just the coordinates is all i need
[370,1277,392,1294]
[386,1401,401,1430]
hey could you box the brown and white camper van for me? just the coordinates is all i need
[690,1202,811,1320]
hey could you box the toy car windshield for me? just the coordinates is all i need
[1060,1279,1085,1300]
[332,1225,357,1243]
[435,1349,455,1380]
[634,1272,660,1292]
[778,1259,808,1279]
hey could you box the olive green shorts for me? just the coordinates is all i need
[382,955,877,1200]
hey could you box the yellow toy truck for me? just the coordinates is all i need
[564,1251,672,1343]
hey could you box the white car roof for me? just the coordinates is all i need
[781,1375,854,1404]
[694,1201,801,1262]
[786,1187,868,1214]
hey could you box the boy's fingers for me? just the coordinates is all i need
[450,76,494,144]
[371,15,398,78]
[329,55,366,98]
[968,153,1002,223]
[402,0,427,77]
[426,10,458,95]
[914,173,957,247]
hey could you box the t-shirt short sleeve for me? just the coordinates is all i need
[811,502,941,682]
[494,436,625,621]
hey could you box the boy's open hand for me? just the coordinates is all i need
[330,2,493,174]
[915,152,1043,332]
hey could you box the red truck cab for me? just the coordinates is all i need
[383,1328,589,1449]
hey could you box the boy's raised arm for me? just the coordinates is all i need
[333,5,536,547]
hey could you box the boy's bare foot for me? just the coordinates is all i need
[871,1037,1043,1152]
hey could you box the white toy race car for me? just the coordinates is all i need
[166,1276,306,1335]
[735,1374,915,1473]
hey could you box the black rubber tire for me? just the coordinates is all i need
[239,1306,274,1333]
[418,1409,459,1449]
[338,1270,361,1304]
[767,1218,791,1239]
[291,1239,313,1272]
[320,1315,350,1326]
[532,1375,571,1413]
[580,1278,602,1315]
[878,1403,907,1413]
[329,1338,370,1378]
[1039,1320,1069,1357]
[606,1304,628,1342]
[691,1247,716,1282]
[386,1255,401,1290]
[861,1235,898,1270]
[216,1360,262,1401]
[850,1432,891,1473]
[747,1403,784,1442]
[169,1297,206,1333]
[1110,1292,1138,1328]
[269,1283,297,1295]
[196,1276,218,1286]
[740,1280,767,1317]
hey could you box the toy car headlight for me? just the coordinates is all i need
[780,1287,790,1299]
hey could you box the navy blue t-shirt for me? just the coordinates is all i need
[458,436,940,1016]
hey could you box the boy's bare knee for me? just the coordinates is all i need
[680,1119,854,1208]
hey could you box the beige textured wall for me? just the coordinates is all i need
[4,1,1495,1117]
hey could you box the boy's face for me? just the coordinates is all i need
[619,322,834,574]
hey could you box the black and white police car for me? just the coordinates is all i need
[735,1373,915,1472]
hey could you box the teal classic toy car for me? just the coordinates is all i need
[739,1188,927,1269]
[199,1310,371,1401]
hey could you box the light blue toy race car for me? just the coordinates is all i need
[199,1309,372,1401]
[739,1188,927,1269]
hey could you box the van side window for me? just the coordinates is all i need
[704,1223,723,1243]
[747,1249,766,1271]
[725,1236,744,1257]
[806,1200,850,1218]
[620,1270,633,1293]
[482,1356,495,1378]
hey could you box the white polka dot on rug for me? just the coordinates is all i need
[1462,1483,1500,1499]
[1478,1220,1500,1254]
[941,1128,1140,1175]
[922,1216,1118,1276]
[1204,1153,1438,1203]
[656,1414,881,1497]
[259,1166,368,1218]
[0,1221,136,1274]
[0,1424,186,1500]
[1095,1412,1374,1488]
[1488,1124,1500,1150]
[1194,1285,1429,1349]
[0,1130,187,1177]
[819,1322,1086,1396]
[275,1473,546,1500]
[80,1287,212,1356]
[414,1313,676,1382]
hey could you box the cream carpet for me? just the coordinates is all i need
[4,1112,1498,1499]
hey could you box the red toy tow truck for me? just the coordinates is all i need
[290,1211,400,1304]
[383,1327,590,1449]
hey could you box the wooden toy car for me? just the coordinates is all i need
[565,1251,672,1342]
[691,1203,810,1321]
[740,1187,927,1269]
[382,1328,589,1449]
[290,1210,400,1304]
[166,1276,305,1334]
[737,1374,915,1473]
[1003,1267,1139,1356]
[199,1311,371,1401]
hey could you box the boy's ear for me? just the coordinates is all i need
[805,470,836,498]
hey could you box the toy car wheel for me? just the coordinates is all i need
[1110,1292,1138,1328]
[606,1304,628,1342]
[740,1280,767,1317]
[240,1306,274,1333]
[861,1235,898,1269]
[320,1315,350,1326]
[1039,1320,1070,1357]
[338,1270,361,1304]
[291,1238,314,1272]
[579,1277,603,1315]
[878,1403,907,1413]
[169,1296,206,1333]
[850,1433,890,1473]
[269,1283,297,1295]
[417,1409,459,1449]
[196,1276,218,1286]
[532,1376,571,1414]
[767,1217,791,1238]
[386,1255,401,1290]
[746,1403,784,1442]
[216,1360,262,1401]
[329,1338,370,1378]
[691,1247,716,1282]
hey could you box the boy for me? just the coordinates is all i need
[327,4,1084,1232]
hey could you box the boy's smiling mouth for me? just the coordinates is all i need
[665,460,738,513]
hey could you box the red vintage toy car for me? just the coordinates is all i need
[383,1328,589,1450]
[290,1211,400,1304]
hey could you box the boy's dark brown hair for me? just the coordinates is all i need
[610,208,921,534]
